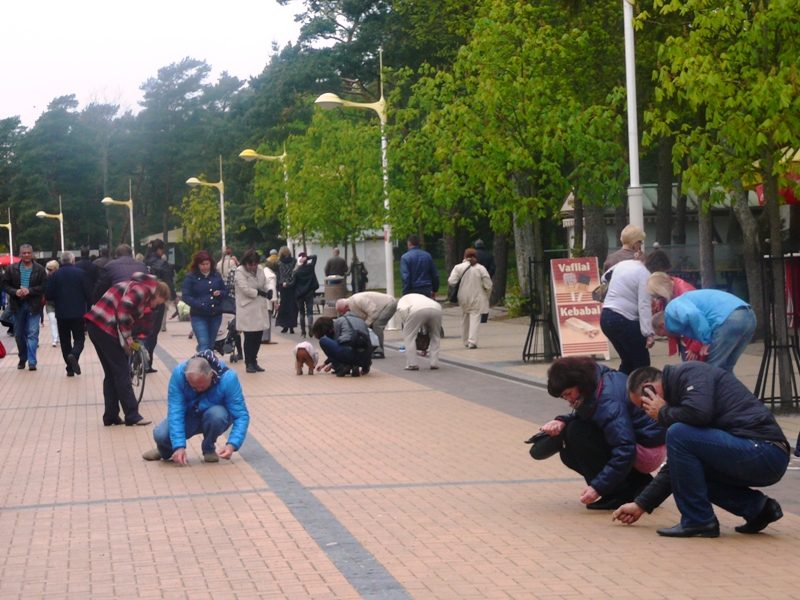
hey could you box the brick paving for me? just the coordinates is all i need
[0,308,798,599]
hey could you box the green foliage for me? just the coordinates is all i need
[171,181,220,253]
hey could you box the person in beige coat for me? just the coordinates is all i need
[261,262,278,344]
[336,291,397,357]
[448,248,492,349]
[396,293,442,370]
[234,250,271,373]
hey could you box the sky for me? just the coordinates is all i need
[1,0,304,127]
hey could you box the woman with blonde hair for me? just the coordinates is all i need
[647,271,698,360]
[603,225,646,271]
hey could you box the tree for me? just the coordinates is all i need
[650,0,800,406]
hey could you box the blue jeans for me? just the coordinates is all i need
[600,308,650,375]
[14,303,40,366]
[318,335,371,370]
[191,314,223,352]
[666,423,789,527]
[708,306,756,372]
[153,404,232,456]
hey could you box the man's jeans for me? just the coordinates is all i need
[153,405,232,457]
[14,303,40,366]
[191,314,223,353]
[708,306,756,372]
[667,423,788,527]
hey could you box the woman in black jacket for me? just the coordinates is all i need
[275,246,298,334]
[293,252,319,338]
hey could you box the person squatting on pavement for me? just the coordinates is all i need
[2,243,47,371]
[142,351,250,465]
[651,288,756,372]
[85,272,170,427]
[335,292,397,358]
[395,293,442,371]
[311,314,372,377]
[537,357,666,510]
[45,251,91,377]
[612,362,789,538]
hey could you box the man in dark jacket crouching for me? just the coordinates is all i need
[613,362,789,538]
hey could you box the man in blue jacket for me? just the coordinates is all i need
[400,234,439,297]
[613,362,789,537]
[142,351,250,465]
[45,251,91,376]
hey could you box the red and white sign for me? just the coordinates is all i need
[550,257,610,359]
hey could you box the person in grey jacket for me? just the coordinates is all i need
[612,362,789,538]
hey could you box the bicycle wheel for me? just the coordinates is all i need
[129,349,147,405]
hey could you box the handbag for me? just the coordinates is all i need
[447,264,471,304]
[591,266,615,303]
[525,430,566,460]
[0,339,6,359]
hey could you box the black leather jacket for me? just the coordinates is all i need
[2,261,48,314]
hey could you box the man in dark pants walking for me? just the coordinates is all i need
[45,251,91,376]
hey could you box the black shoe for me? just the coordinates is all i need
[334,366,349,377]
[145,368,158,374]
[735,498,783,534]
[28,365,37,371]
[289,328,295,334]
[17,361,26,370]
[253,363,265,372]
[125,418,152,427]
[281,328,288,333]
[350,366,361,377]
[586,496,627,510]
[66,354,81,375]
[103,417,124,426]
[246,364,257,373]
[361,365,370,375]
[657,519,720,538]
[66,371,75,377]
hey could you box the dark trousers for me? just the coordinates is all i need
[87,322,144,425]
[243,331,262,365]
[144,303,165,358]
[559,419,651,500]
[600,308,650,375]
[57,317,86,372]
[296,295,314,334]
[318,336,372,371]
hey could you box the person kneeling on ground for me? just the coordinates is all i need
[142,350,250,465]
[536,356,666,510]
[311,315,372,377]
[612,362,789,537]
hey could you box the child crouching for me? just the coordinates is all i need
[294,341,318,375]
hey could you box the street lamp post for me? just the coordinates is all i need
[101,179,135,248]
[0,207,13,262]
[623,0,644,230]
[239,146,293,255]
[314,49,394,299]
[187,155,226,259]
[36,195,65,254]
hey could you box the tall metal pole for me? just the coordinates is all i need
[378,50,394,299]
[128,179,135,248]
[218,155,226,258]
[58,195,65,254]
[623,0,644,230]
[282,156,293,255]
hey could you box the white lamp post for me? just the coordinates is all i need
[187,155,226,258]
[0,207,12,263]
[36,195,65,254]
[101,179,135,248]
[239,146,293,255]
[314,49,394,299]
[623,0,644,231]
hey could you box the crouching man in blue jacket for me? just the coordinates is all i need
[142,350,250,465]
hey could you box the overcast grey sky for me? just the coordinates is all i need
[1,0,303,127]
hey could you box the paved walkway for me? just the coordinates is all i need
[1,308,799,599]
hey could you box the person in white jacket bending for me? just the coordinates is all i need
[396,293,442,371]
[447,248,493,349]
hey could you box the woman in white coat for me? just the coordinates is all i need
[261,262,278,343]
[234,249,271,373]
[448,247,492,349]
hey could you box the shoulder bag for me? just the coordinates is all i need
[447,264,471,304]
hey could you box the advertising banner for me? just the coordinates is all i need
[550,257,610,359]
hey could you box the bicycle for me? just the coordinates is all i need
[129,344,149,406]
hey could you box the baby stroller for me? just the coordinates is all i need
[214,312,242,363]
